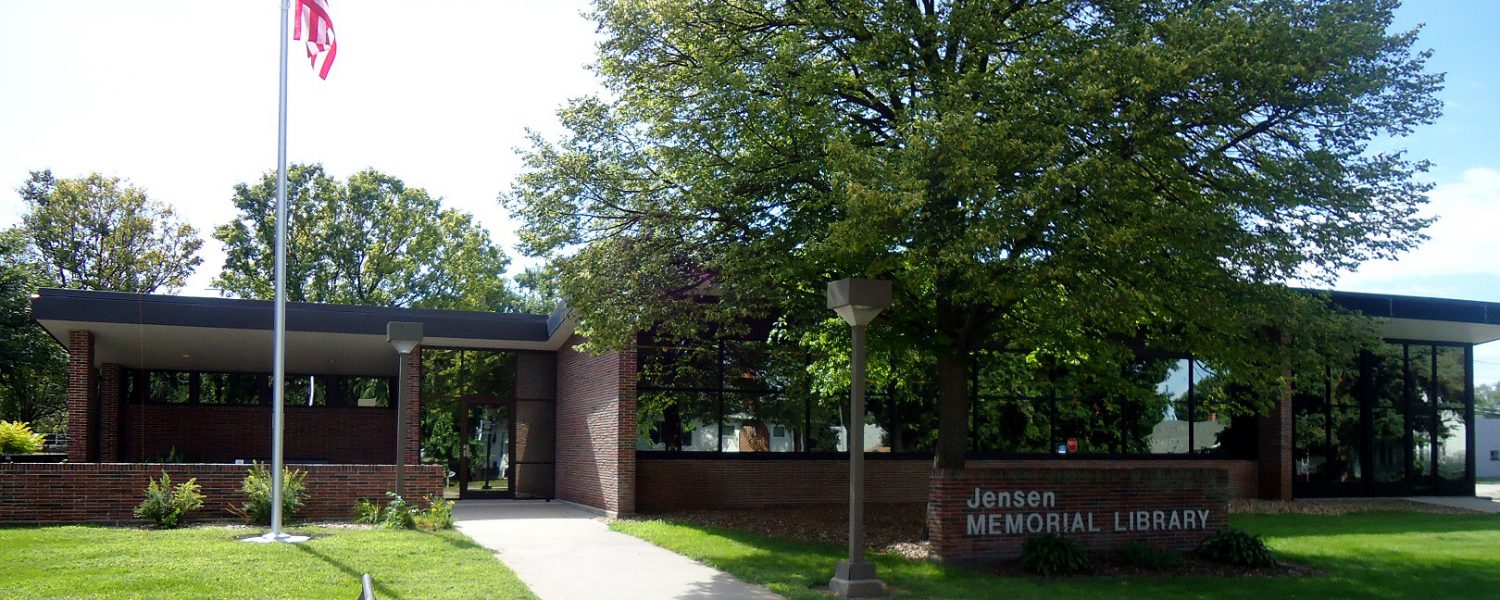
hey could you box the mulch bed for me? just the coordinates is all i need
[1230,498,1477,515]
[990,553,1321,579]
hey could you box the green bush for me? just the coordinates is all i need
[1197,528,1277,567]
[234,462,307,526]
[0,420,46,454]
[1019,534,1088,576]
[132,472,204,529]
[1113,540,1181,571]
[353,493,455,531]
[416,495,456,530]
[354,497,383,525]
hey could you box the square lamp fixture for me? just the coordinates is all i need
[387,321,424,355]
[826,278,892,327]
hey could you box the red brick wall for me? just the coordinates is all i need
[98,364,123,462]
[400,346,422,467]
[928,465,1229,562]
[635,457,1258,512]
[1258,394,1293,500]
[66,330,95,462]
[118,404,397,464]
[0,463,443,524]
[555,337,636,514]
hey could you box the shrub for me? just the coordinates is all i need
[1113,540,1181,571]
[382,494,418,530]
[132,472,204,529]
[234,462,308,526]
[1019,534,1087,576]
[353,493,455,531]
[354,498,384,525]
[1197,528,1277,568]
[416,495,456,530]
[0,420,46,454]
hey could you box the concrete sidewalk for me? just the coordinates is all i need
[455,501,785,600]
[1405,483,1500,514]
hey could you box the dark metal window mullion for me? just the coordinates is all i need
[1186,359,1195,455]
[1403,344,1415,485]
[1466,344,1476,487]
[717,340,725,453]
[969,354,980,453]
[1430,345,1440,482]
[1324,362,1332,485]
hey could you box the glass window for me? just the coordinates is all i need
[148,371,192,404]
[1330,406,1363,484]
[1436,346,1468,408]
[198,372,265,405]
[1294,395,1330,483]
[1437,408,1467,480]
[1147,359,1191,454]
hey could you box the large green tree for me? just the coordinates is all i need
[19,170,203,293]
[508,0,1440,467]
[214,164,518,311]
[0,229,67,432]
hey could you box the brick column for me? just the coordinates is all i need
[400,345,422,467]
[1257,391,1293,500]
[65,330,96,462]
[98,364,123,462]
[616,345,637,515]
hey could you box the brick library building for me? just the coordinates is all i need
[2,287,1493,524]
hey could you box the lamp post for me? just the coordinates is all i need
[826,278,891,598]
[387,321,423,497]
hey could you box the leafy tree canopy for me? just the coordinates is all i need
[507,0,1441,466]
[19,170,203,293]
[0,228,67,431]
[215,164,519,311]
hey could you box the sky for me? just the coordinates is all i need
[1,1,1497,380]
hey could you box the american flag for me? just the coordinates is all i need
[294,0,336,79]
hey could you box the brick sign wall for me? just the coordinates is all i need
[635,457,1258,512]
[928,465,1229,563]
[0,463,444,524]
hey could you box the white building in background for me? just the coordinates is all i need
[1477,415,1500,479]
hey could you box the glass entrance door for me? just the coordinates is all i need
[459,397,513,499]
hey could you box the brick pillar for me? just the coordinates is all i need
[400,345,422,467]
[1257,390,1293,500]
[98,364,123,462]
[616,345,638,515]
[65,330,96,462]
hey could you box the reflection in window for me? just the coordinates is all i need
[637,335,822,453]
[1293,342,1475,495]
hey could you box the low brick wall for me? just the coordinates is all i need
[0,463,443,525]
[928,465,1229,563]
[635,455,1258,512]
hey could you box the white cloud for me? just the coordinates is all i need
[1338,167,1500,291]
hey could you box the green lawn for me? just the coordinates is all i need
[611,511,1500,599]
[0,525,535,600]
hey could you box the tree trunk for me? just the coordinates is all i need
[935,353,968,469]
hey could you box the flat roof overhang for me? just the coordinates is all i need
[30,289,575,376]
[1325,290,1500,345]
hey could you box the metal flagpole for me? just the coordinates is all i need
[270,0,290,542]
[249,0,304,544]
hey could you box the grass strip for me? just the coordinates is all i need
[0,525,535,600]
[611,511,1500,599]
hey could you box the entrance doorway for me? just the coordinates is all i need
[459,395,513,499]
